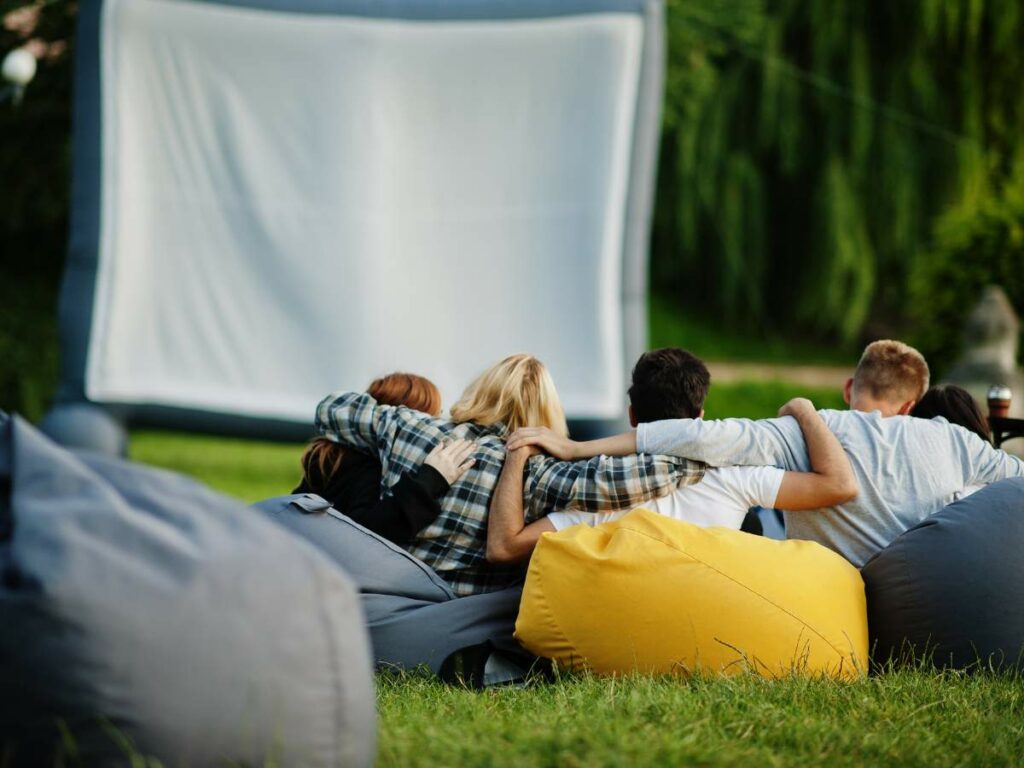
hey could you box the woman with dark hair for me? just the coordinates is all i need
[294,372,476,544]
[911,384,991,444]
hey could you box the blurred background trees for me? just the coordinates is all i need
[2,0,1024,419]
[654,0,1024,359]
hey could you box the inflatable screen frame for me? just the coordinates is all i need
[48,0,665,452]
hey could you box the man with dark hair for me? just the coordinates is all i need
[485,348,857,564]
[627,348,710,423]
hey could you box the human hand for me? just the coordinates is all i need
[778,397,816,419]
[424,439,477,485]
[506,427,579,460]
[507,444,542,462]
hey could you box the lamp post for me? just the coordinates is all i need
[2,47,37,105]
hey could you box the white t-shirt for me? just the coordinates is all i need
[547,465,785,532]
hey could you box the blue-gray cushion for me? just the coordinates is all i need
[862,477,1024,672]
[0,417,375,767]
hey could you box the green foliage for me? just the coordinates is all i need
[909,171,1024,376]
[654,0,1024,345]
[650,296,853,364]
[0,278,58,421]
[0,0,75,418]
[377,670,1024,767]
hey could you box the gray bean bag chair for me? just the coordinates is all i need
[0,414,376,767]
[254,494,536,684]
[862,477,1024,672]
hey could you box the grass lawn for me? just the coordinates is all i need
[126,387,1022,767]
[377,671,1024,767]
[649,299,855,366]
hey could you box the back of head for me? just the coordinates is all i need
[450,354,569,438]
[366,372,442,417]
[852,340,930,407]
[628,348,710,423]
[911,384,991,444]
[299,372,442,493]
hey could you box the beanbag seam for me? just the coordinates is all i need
[525,558,582,671]
[300,546,345,766]
[619,523,855,663]
[323,507,454,598]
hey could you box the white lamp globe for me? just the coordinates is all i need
[2,48,37,87]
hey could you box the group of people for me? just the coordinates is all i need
[299,341,1023,597]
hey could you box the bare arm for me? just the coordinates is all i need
[506,428,636,460]
[486,447,556,564]
[773,399,858,510]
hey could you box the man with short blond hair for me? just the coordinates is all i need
[844,339,930,416]
[509,340,1024,567]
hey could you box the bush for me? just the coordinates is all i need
[0,0,75,419]
[909,174,1024,376]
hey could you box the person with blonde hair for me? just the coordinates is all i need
[315,353,704,596]
[509,339,1024,568]
[450,353,569,438]
[295,372,477,544]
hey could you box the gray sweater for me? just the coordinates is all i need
[637,410,1024,566]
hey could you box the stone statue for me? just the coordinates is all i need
[943,286,1024,454]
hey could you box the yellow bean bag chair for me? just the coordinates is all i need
[515,509,867,679]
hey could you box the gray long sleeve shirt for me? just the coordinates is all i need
[637,410,1024,566]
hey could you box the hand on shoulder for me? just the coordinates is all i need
[778,397,816,419]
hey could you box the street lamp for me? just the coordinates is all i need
[2,47,37,105]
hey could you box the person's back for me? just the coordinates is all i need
[548,464,780,532]
[636,341,1024,565]
[491,348,856,561]
[317,354,703,595]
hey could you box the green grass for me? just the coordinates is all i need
[703,381,846,420]
[129,430,304,502]
[376,671,1024,767]
[125,384,1023,768]
[650,298,855,365]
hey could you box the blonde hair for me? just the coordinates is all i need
[450,354,569,438]
[853,340,930,403]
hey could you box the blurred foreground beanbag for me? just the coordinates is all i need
[515,509,867,679]
[862,478,1024,672]
[0,415,375,767]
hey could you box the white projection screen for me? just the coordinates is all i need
[50,0,665,448]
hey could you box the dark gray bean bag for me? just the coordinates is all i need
[862,477,1024,672]
[254,494,533,681]
[0,414,376,767]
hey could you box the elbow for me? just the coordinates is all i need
[486,541,515,564]
[827,477,859,505]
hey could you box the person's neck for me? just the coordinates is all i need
[849,397,902,417]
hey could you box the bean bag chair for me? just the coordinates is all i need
[515,509,868,679]
[0,415,375,767]
[254,494,536,684]
[862,477,1024,672]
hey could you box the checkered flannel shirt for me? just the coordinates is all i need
[316,391,706,596]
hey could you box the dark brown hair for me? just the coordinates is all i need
[628,348,710,423]
[911,384,991,444]
[299,373,442,491]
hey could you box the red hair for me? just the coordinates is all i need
[300,373,442,490]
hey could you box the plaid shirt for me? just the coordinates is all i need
[316,391,706,596]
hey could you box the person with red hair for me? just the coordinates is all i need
[294,372,476,544]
